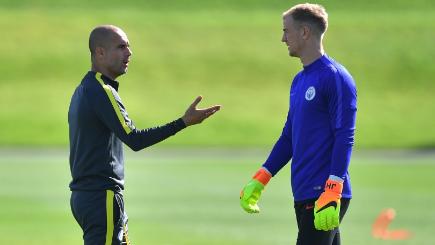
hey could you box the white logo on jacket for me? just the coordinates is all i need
[305,86,316,101]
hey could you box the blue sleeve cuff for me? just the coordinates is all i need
[329,175,344,183]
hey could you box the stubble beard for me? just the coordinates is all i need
[289,50,299,57]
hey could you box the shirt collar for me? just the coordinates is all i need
[303,54,328,73]
[89,71,120,91]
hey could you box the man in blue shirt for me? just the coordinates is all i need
[240,4,357,245]
[69,25,221,245]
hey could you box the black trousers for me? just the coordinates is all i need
[294,198,350,245]
[70,190,130,245]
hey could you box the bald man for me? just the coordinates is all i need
[68,25,220,245]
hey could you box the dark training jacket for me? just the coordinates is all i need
[68,71,186,191]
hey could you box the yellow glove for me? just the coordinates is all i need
[240,168,272,213]
[314,178,343,231]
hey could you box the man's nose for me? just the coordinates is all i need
[281,33,286,43]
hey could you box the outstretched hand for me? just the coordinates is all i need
[181,96,221,126]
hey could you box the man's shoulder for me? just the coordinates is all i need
[293,70,304,81]
[75,71,109,106]
[81,71,97,86]
[321,56,353,79]
[318,57,355,87]
[81,71,105,93]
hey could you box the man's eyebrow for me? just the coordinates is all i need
[118,42,130,47]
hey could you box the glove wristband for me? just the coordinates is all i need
[324,179,343,194]
[252,168,272,186]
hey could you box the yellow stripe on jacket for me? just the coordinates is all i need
[95,73,132,134]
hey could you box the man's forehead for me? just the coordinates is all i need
[283,15,294,25]
[112,29,129,43]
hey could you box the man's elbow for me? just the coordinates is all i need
[123,139,144,152]
[128,144,143,152]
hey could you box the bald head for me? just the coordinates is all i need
[88,25,132,80]
[89,25,123,56]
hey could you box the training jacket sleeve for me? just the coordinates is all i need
[325,70,357,179]
[89,77,186,152]
[262,110,293,176]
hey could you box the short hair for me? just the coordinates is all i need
[89,25,120,55]
[283,3,328,35]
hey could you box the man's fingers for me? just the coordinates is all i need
[204,105,221,116]
[189,95,203,109]
[241,202,260,214]
[249,204,260,213]
[205,105,221,112]
[209,105,221,111]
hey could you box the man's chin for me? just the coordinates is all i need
[119,69,128,75]
[112,70,127,79]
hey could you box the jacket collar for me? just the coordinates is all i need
[89,71,120,91]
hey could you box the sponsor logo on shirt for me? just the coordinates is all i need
[305,86,316,101]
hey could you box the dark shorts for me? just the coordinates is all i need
[294,198,350,245]
[70,190,131,245]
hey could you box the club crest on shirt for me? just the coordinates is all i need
[305,86,316,101]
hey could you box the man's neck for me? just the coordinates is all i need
[91,64,116,81]
[299,42,324,66]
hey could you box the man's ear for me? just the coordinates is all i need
[95,46,105,58]
[301,25,311,40]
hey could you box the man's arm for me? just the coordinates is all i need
[314,69,357,231]
[327,70,357,179]
[91,77,220,151]
[240,110,293,213]
[261,72,301,176]
[262,110,293,176]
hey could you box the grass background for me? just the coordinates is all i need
[1,149,434,244]
[1,1,434,244]
[0,0,434,148]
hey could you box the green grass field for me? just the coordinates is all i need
[1,1,434,244]
[0,0,434,148]
[1,148,434,244]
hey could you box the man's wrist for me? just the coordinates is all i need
[176,118,187,129]
[180,116,190,127]
[253,167,272,186]
[324,178,343,194]
[328,175,344,183]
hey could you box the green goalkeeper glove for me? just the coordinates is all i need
[314,178,343,231]
[240,168,272,213]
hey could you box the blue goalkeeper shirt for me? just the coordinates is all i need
[263,54,357,201]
